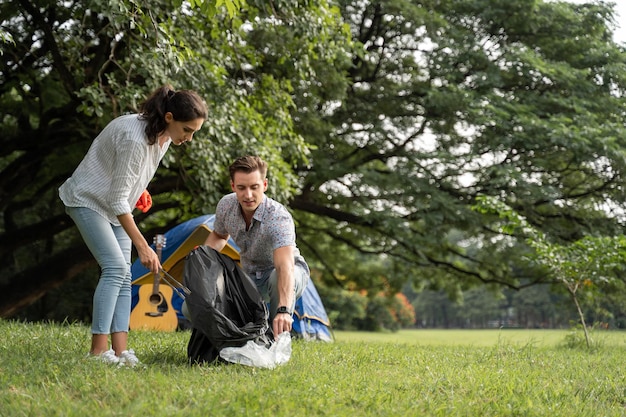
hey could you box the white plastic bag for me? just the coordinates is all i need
[219,332,292,369]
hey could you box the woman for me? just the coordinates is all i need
[59,85,207,366]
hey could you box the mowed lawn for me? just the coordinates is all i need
[334,328,626,347]
[3,320,626,417]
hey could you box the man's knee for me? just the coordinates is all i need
[266,267,309,301]
[294,267,309,299]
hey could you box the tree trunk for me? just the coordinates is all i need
[568,287,591,349]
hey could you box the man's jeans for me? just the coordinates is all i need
[181,264,309,324]
[257,265,309,321]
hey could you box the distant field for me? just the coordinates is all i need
[333,328,626,347]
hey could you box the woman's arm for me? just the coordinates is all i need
[118,213,160,274]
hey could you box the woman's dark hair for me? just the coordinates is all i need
[139,85,208,145]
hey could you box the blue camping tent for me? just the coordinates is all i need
[130,215,332,341]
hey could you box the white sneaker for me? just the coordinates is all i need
[89,349,120,365]
[118,349,140,367]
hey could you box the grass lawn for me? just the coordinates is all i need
[334,328,626,347]
[2,320,626,416]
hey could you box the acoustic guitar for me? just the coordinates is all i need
[129,234,178,332]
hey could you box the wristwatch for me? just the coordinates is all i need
[276,306,292,315]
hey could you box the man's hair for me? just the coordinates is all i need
[229,155,268,181]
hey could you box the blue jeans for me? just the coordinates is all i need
[257,265,309,321]
[66,207,132,334]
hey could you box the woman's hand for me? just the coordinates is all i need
[137,244,161,274]
[117,213,161,274]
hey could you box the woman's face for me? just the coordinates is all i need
[163,113,204,145]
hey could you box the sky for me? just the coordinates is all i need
[565,0,625,43]
[608,1,625,43]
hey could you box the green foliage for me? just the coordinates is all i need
[319,287,368,330]
[290,0,626,304]
[313,274,416,332]
[0,0,350,316]
[358,296,397,331]
[3,0,626,324]
[474,195,626,292]
[187,0,246,17]
[474,194,626,347]
[355,293,416,332]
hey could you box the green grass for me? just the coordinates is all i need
[335,328,626,347]
[2,320,626,416]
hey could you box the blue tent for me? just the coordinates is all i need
[130,214,332,341]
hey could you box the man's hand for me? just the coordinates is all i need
[135,190,152,213]
[272,312,294,338]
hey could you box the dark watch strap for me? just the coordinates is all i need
[276,306,292,315]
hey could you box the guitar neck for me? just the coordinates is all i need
[152,234,166,295]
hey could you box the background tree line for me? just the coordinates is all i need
[2,0,626,331]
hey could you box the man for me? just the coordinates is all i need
[204,155,310,338]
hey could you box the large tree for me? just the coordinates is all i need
[2,0,626,319]
[0,0,349,317]
[290,0,626,296]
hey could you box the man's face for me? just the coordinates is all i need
[231,170,268,216]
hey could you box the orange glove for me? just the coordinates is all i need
[135,190,152,213]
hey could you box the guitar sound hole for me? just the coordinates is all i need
[149,293,163,305]
[145,294,169,317]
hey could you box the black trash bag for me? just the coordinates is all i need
[183,245,272,364]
